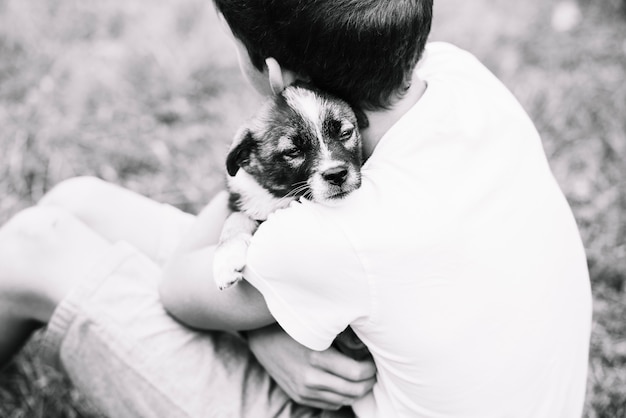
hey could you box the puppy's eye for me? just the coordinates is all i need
[339,127,354,141]
[282,148,301,159]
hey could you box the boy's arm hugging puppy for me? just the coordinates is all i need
[213,82,363,291]
[161,0,592,417]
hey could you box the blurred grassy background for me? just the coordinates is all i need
[0,0,624,416]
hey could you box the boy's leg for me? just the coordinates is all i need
[1,175,210,342]
[0,207,113,364]
[0,205,320,417]
[0,175,181,367]
[38,176,209,266]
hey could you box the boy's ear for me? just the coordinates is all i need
[265,58,285,95]
[265,57,302,94]
[226,128,255,176]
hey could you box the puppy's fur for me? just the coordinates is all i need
[213,82,363,290]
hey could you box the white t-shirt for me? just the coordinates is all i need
[244,42,592,418]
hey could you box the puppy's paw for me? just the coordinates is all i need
[213,236,250,290]
[215,269,244,291]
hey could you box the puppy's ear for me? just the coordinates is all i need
[226,128,255,176]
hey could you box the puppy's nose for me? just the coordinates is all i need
[322,166,348,186]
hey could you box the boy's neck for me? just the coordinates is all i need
[361,74,427,159]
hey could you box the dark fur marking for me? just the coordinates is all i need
[226,129,256,176]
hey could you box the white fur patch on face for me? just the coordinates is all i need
[284,88,340,168]
[228,169,294,220]
[276,136,293,152]
[283,88,325,135]
[283,88,334,157]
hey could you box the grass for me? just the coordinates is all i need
[1,0,625,416]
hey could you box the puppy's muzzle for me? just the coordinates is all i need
[322,166,349,186]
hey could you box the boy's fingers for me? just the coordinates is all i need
[304,366,374,398]
[311,348,377,382]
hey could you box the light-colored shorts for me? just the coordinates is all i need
[38,204,345,418]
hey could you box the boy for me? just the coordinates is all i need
[161,0,593,416]
[0,1,591,417]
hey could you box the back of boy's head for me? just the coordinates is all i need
[213,0,433,111]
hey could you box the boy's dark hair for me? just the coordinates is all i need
[213,0,433,111]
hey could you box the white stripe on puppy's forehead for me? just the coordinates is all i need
[283,88,325,133]
[283,88,330,154]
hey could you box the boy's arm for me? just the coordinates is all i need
[159,191,377,410]
[247,324,377,410]
[159,191,274,331]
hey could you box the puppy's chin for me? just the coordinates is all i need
[327,184,361,200]
[327,190,353,200]
[311,178,362,202]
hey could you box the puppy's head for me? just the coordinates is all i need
[226,83,363,202]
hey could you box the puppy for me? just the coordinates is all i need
[213,82,370,360]
[213,82,363,290]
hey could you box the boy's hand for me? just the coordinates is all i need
[247,324,376,410]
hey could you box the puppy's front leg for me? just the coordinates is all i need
[213,212,260,290]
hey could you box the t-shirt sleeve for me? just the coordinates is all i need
[243,202,370,351]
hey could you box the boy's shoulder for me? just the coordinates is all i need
[418,42,492,83]
[414,41,531,129]
[375,41,526,146]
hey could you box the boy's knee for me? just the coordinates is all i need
[1,206,71,241]
[0,207,73,297]
[0,206,108,322]
[39,176,111,219]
